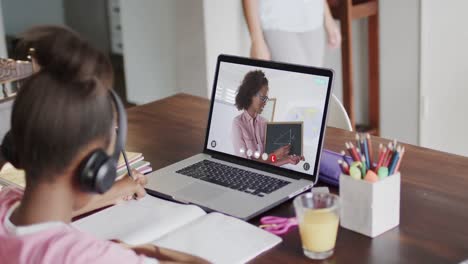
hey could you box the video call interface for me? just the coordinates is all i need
[207,61,330,176]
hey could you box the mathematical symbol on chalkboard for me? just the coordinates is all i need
[273,129,295,146]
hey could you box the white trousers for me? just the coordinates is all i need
[263,26,325,67]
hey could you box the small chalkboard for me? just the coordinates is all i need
[264,122,303,156]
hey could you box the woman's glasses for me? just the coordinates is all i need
[256,93,269,103]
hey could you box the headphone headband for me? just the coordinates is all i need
[108,89,127,163]
[76,89,128,193]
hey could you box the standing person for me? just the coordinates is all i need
[242,0,341,66]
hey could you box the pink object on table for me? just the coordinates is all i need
[259,216,298,235]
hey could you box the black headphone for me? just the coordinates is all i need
[1,89,127,194]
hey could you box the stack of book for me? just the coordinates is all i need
[0,151,152,189]
[117,151,152,179]
[0,162,25,189]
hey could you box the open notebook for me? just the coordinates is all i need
[73,195,282,264]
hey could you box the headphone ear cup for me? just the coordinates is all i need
[95,158,117,194]
[1,131,21,168]
[78,150,117,194]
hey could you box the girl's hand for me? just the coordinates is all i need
[120,170,148,201]
[72,171,148,217]
[112,240,210,264]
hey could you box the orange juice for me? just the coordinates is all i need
[298,209,339,252]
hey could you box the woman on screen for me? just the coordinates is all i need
[231,70,303,166]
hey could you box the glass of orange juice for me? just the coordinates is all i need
[293,192,340,260]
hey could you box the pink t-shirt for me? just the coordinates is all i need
[232,111,267,158]
[0,187,156,264]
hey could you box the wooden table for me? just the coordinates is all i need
[126,93,468,263]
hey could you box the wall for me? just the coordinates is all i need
[120,0,207,103]
[2,0,64,36]
[63,0,110,53]
[202,0,250,95]
[175,0,207,98]
[420,0,468,156]
[0,1,7,57]
[120,0,177,104]
[379,0,420,144]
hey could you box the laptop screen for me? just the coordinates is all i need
[205,55,332,181]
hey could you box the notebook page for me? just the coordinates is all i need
[73,195,206,245]
[153,212,282,264]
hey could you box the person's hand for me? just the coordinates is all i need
[113,242,210,264]
[325,17,341,49]
[72,171,149,217]
[250,39,271,60]
[134,170,148,186]
[283,155,304,165]
[121,170,148,201]
[273,144,291,160]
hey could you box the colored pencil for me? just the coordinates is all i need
[355,134,361,154]
[360,156,367,176]
[345,142,355,161]
[384,142,394,167]
[367,133,374,169]
[341,150,350,167]
[376,146,387,171]
[362,138,370,169]
[394,146,405,173]
[348,142,361,161]
[388,146,401,175]
[338,159,350,174]
[376,143,383,170]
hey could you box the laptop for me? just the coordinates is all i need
[146,55,334,220]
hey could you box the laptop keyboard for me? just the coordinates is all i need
[176,160,291,197]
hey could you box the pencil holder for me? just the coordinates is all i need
[339,173,400,238]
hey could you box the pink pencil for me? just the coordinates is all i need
[350,143,362,161]
[383,142,394,167]
[346,142,360,161]
[376,146,387,171]
[338,159,350,174]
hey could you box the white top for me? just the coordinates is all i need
[259,0,325,32]
[4,202,158,264]
[4,201,67,236]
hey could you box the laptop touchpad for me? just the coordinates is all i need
[174,183,225,203]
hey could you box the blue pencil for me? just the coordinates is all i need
[388,147,401,175]
[363,138,370,169]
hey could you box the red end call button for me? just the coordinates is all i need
[270,154,277,163]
